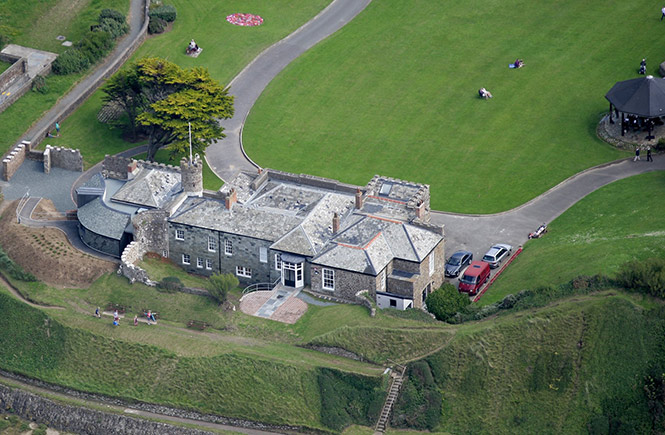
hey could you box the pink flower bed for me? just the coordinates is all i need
[226,13,264,27]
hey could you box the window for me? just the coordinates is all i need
[225,239,233,256]
[390,299,397,307]
[429,253,435,276]
[323,268,335,290]
[259,247,267,263]
[208,236,216,252]
[205,259,212,270]
[175,229,184,240]
[197,257,203,268]
[162,250,168,258]
[274,253,282,271]
[236,266,252,278]
[182,254,190,265]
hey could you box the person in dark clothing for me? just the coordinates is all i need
[647,146,653,162]
[639,58,647,74]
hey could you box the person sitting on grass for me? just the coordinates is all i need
[478,87,493,99]
[513,58,524,68]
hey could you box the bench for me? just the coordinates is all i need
[141,310,160,320]
[106,304,126,314]
[187,320,209,330]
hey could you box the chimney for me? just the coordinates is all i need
[355,188,363,209]
[225,188,237,210]
[332,212,340,234]
[415,201,425,220]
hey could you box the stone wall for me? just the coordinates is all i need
[118,241,155,285]
[0,57,29,114]
[0,56,25,89]
[310,265,378,301]
[267,169,362,194]
[180,155,203,196]
[102,155,180,180]
[132,209,168,255]
[43,145,83,172]
[1,142,27,181]
[0,383,216,435]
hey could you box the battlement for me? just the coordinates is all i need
[102,155,181,180]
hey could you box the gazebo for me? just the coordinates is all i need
[605,75,665,138]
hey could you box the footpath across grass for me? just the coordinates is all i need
[242,0,664,213]
[483,171,665,305]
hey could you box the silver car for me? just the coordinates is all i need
[482,244,512,269]
[445,250,473,277]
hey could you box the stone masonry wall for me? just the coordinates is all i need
[0,383,215,435]
[132,209,168,255]
[0,56,26,90]
[102,155,180,180]
[0,58,29,114]
[310,265,378,301]
[118,241,155,286]
[2,142,27,181]
[44,145,83,172]
[267,169,362,195]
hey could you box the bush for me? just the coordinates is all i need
[52,49,90,75]
[157,276,182,293]
[148,17,167,35]
[31,75,48,94]
[97,17,129,39]
[616,257,665,298]
[149,4,177,22]
[76,31,113,64]
[391,361,442,430]
[99,8,126,24]
[656,137,665,152]
[426,283,470,321]
[206,273,238,304]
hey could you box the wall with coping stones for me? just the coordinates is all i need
[102,155,181,180]
[0,58,29,114]
[1,142,27,181]
[43,145,83,173]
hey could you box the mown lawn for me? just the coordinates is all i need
[42,0,331,170]
[242,0,664,213]
[482,171,665,305]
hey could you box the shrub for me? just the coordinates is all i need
[616,257,665,298]
[148,17,167,35]
[97,17,129,39]
[656,137,665,152]
[31,75,48,94]
[76,31,113,64]
[149,4,177,22]
[52,49,89,75]
[157,276,182,293]
[391,361,442,430]
[99,8,126,24]
[206,273,238,304]
[426,283,470,321]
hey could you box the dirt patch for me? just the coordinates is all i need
[31,198,76,221]
[0,201,116,288]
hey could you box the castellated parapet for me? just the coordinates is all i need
[102,155,181,180]
[180,154,203,196]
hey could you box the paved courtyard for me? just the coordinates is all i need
[240,286,308,324]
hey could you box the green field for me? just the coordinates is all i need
[483,171,665,305]
[41,0,331,169]
[241,0,665,213]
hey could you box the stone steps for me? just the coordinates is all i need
[374,364,406,433]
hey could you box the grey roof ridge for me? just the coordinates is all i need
[401,223,421,262]
[170,196,206,219]
[94,195,133,217]
[363,249,377,275]
[245,182,280,205]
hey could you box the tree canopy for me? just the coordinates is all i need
[102,57,234,160]
[425,283,470,322]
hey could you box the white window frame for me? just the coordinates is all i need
[175,229,184,241]
[236,266,252,278]
[225,239,233,256]
[197,257,204,268]
[275,253,282,271]
[429,253,435,276]
[205,259,213,270]
[322,268,335,291]
[259,247,267,263]
[208,236,216,252]
[182,254,190,265]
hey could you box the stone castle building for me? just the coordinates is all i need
[76,156,445,310]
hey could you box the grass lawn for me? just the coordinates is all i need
[241,0,665,213]
[0,0,130,155]
[0,61,11,75]
[481,171,665,305]
[42,0,331,169]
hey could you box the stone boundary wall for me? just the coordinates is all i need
[103,155,181,180]
[0,369,315,434]
[0,383,216,435]
[0,58,34,115]
[43,145,83,173]
[25,0,150,152]
[118,241,155,286]
[0,56,26,89]
[0,52,21,63]
[266,169,361,194]
[1,142,27,181]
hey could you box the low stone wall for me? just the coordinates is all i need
[0,383,215,435]
[103,155,181,180]
[267,169,361,194]
[118,241,155,286]
[1,142,27,181]
[0,56,26,89]
[43,145,83,173]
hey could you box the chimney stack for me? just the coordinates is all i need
[415,201,425,220]
[225,188,237,210]
[355,188,363,209]
[332,212,340,234]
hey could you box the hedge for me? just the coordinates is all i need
[149,5,177,22]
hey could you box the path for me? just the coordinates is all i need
[206,0,373,182]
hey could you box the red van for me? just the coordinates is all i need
[458,261,491,295]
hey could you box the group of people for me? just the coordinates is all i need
[634,145,654,162]
[94,307,157,326]
[478,58,525,99]
[186,39,201,55]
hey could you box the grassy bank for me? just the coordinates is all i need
[484,171,665,305]
[241,0,663,213]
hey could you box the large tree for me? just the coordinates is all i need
[102,57,234,160]
[101,68,145,139]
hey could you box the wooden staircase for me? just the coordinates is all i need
[374,364,406,434]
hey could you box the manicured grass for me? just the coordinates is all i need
[427,294,664,433]
[0,0,130,156]
[241,0,665,213]
[482,171,665,305]
[44,0,331,169]
[0,61,10,75]
[133,149,223,191]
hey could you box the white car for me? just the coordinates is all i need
[482,244,512,269]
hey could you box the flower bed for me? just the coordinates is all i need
[226,13,264,27]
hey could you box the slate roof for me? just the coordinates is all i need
[111,167,181,208]
[77,197,131,240]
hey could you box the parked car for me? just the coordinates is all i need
[482,244,513,269]
[445,250,473,277]
[458,261,491,295]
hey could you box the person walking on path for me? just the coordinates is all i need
[634,146,641,161]
[95,307,100,318]
[661,6,665,20]
[55,122,60,135]
[134,315,138,326]
[647,146,653,162]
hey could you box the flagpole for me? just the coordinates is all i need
[188,122,193,164]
